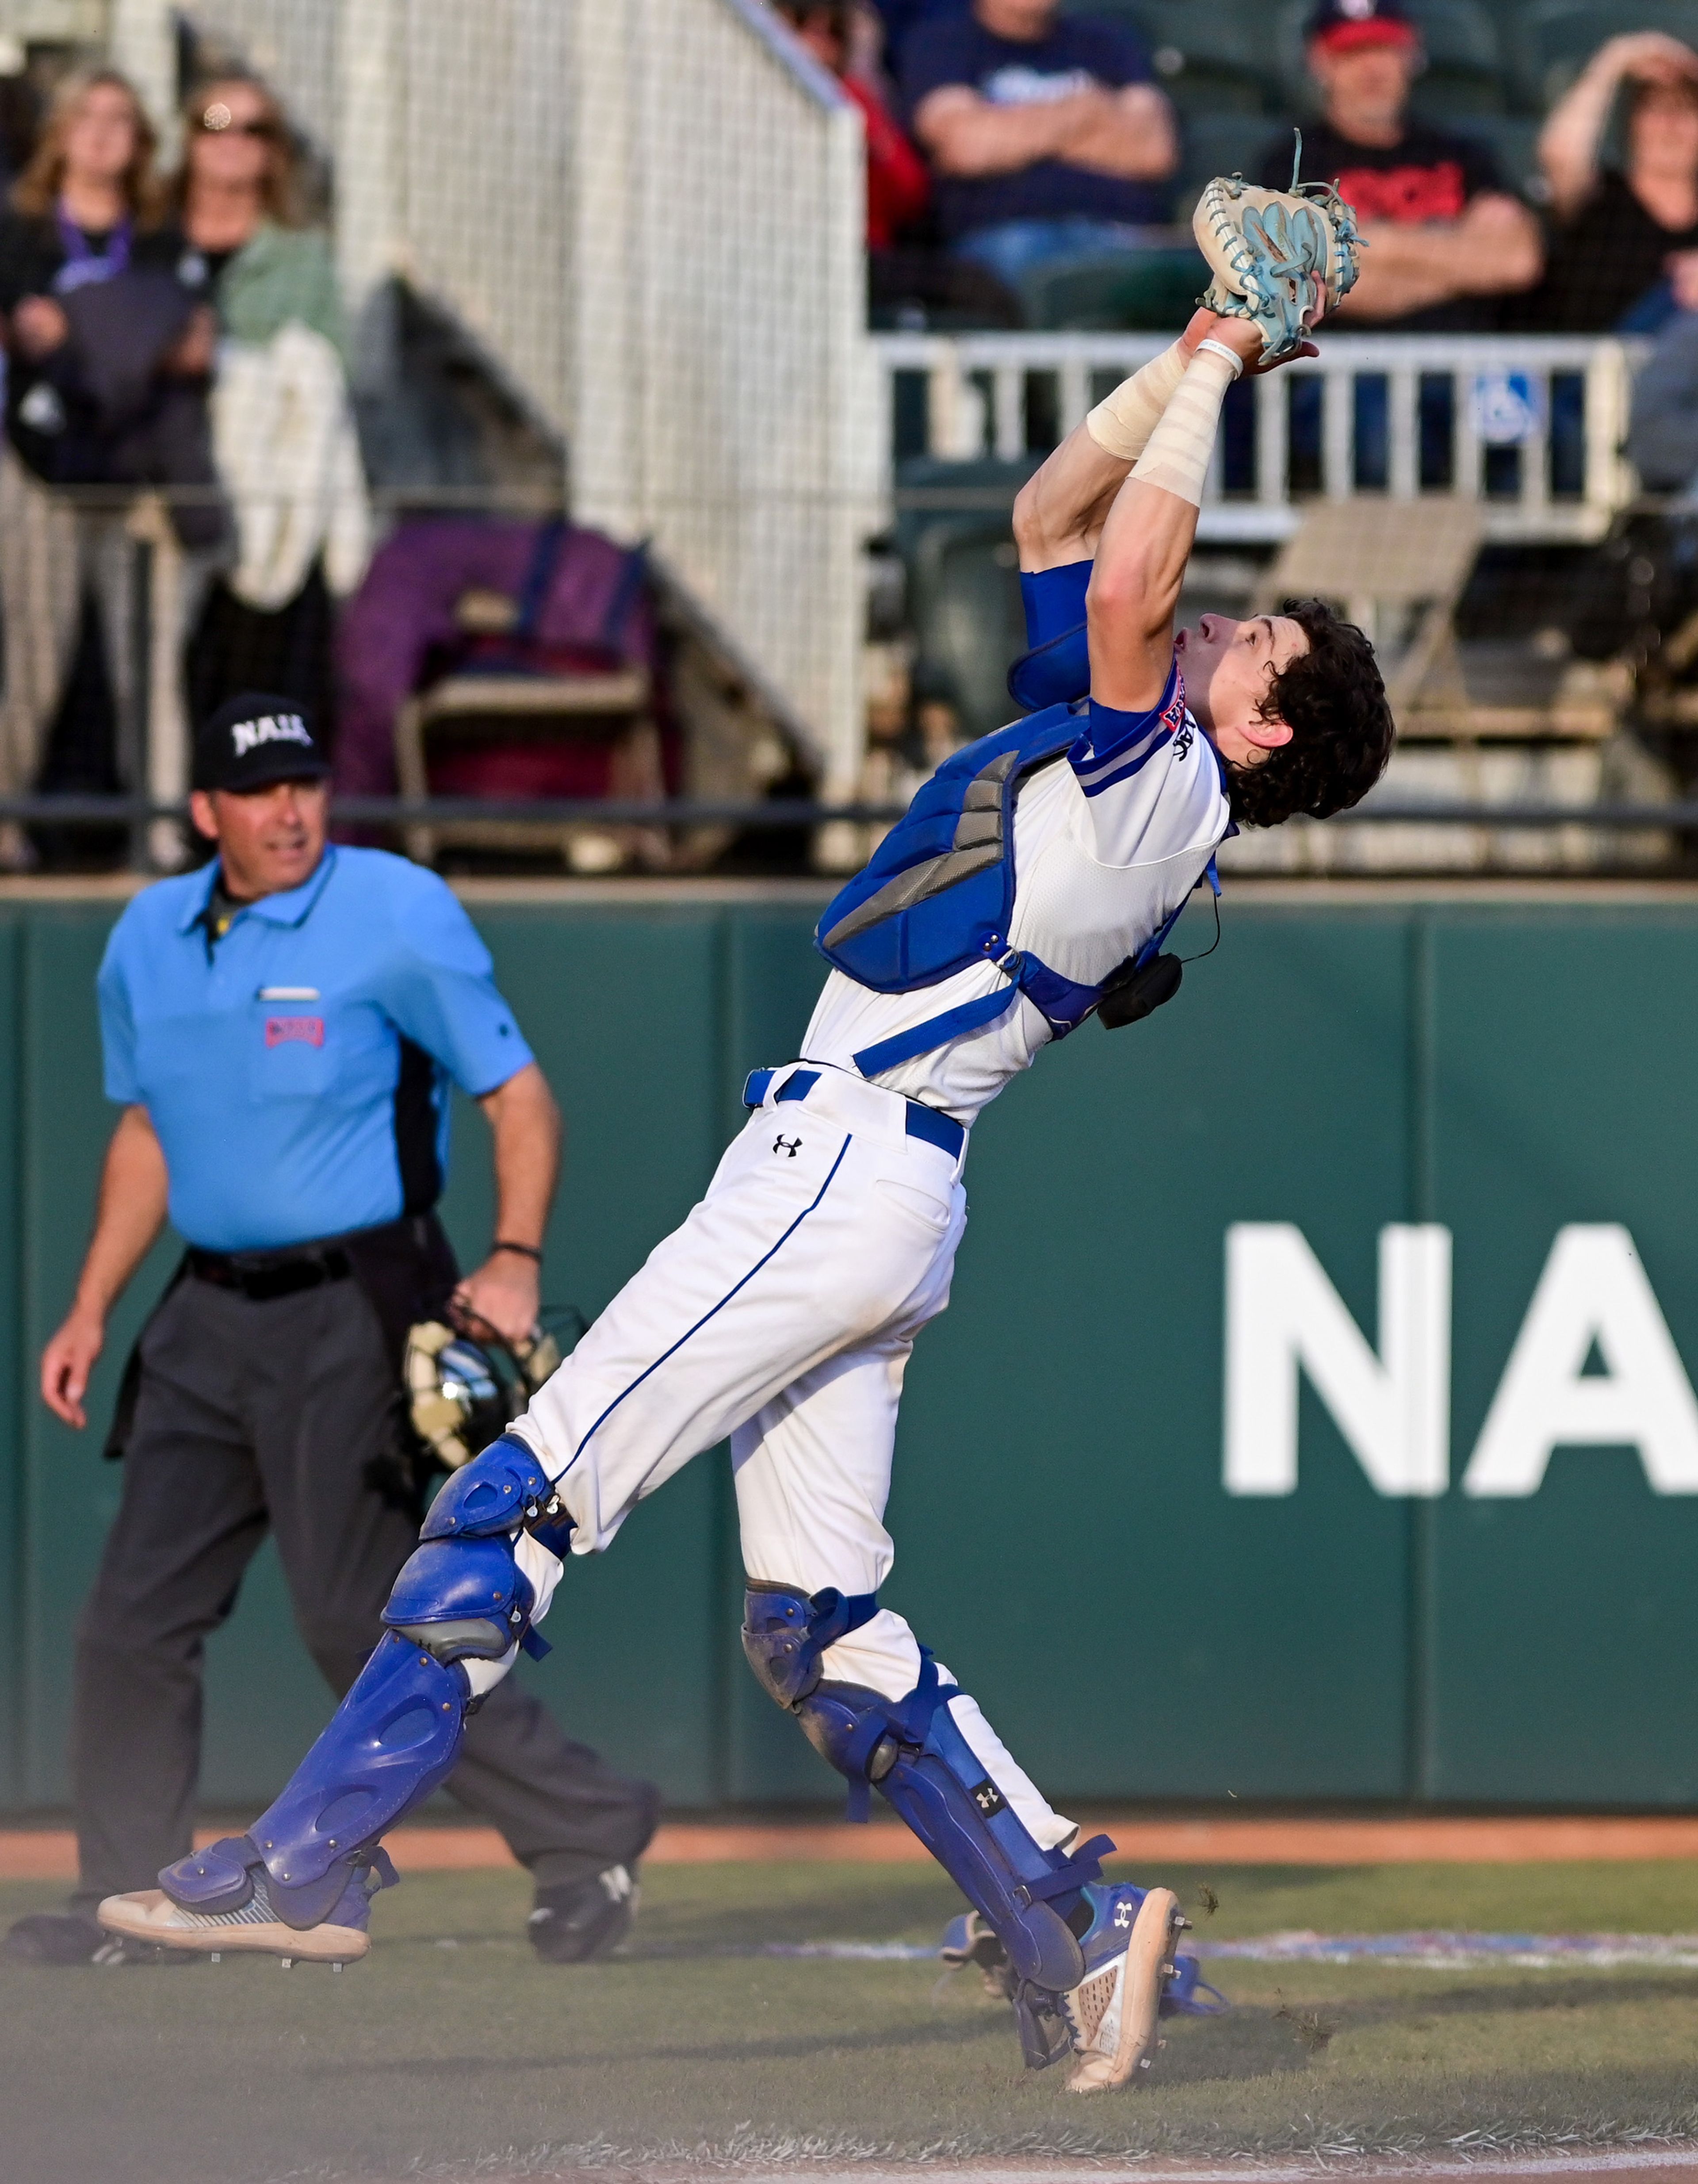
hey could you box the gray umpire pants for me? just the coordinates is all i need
[68,1269,659,1915]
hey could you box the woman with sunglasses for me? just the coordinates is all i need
[172,77,340,353]
[170,76,365,759]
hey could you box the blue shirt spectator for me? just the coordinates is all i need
[902,0,1176,289]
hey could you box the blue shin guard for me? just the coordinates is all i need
[742,1582,1114,2064]
[161,1436,568,1931]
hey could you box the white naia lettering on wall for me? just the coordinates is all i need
[1223,1223,1698,1498]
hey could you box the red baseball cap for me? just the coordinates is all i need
[1306,0,1420,54]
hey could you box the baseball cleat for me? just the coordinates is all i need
[1063,1885,1182,2091]
[937,1882,1228,2084]
[97,1886,367,1964]
[97,1839,395,1966]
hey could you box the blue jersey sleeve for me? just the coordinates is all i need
[1019,559,1091,650]
[96,923,142,1105]
[374,875,536,1096]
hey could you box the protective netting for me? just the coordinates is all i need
[175,0,879,796]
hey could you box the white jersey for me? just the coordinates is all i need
[803,669,1231,1126]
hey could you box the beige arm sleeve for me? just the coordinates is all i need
[1127,342,1240,508]
[1082,337,1190,463]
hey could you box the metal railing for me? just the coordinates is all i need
[875,331,1643,545]
[11,793,1695,836]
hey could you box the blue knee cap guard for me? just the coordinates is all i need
[742,1580,880,1707]
[422,1432,567,1544]
[385,1532,543,1663]
[741,1582,1113,2031]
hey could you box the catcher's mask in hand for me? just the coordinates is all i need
[404,1306,564,1471]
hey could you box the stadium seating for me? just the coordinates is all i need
[1407,0,1510,114]
[895,460,1036,747]
[1449,110,1544,199]
[1058,0,1273,113]
[1018,243,1207,330]
[1135,4,1269,117]
[1050,0,1698,188]
[1179,109,1296,199]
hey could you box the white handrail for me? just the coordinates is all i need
[875,331,1644,544]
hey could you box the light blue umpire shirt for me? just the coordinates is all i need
[97,844,536,1253]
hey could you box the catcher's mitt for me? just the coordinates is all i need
[1193,138,1361,365]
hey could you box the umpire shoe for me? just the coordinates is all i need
[528,1862,638,1963]
[1,1910,198,1968]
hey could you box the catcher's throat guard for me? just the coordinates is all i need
[1193,137,1361,366]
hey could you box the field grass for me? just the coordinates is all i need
[7,1857,1698,2184]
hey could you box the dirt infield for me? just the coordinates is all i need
[11,1812,1698,1881]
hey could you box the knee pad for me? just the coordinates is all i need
[741,1581,880,1708]
[422,1432,573,1557]
[383,1532,547,1663]
[165,1630,463,1927]
[793,1650,1113,2001]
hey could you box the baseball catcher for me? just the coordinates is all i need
[100,176,1389,2093]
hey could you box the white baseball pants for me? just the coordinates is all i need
[506,1064,1074,1850]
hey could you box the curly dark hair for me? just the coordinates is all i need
[1225,598,1394,830]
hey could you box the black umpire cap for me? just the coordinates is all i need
[192,692,331,793]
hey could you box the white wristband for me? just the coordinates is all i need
[1195,336,1245,379]
[1128,345,1238,509]
[1083,338,1189,462]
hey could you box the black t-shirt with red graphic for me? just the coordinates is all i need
[1256,119,1510,328]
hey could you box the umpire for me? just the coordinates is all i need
[3,693,659,1968]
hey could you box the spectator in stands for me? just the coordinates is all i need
[170,75,368,742]
[1626,302,1698,490]
[1258,0,1541,330]
[1532,34,1698,333]
[776,1,932,251]
[0,68,203,865]
[900,0,1178,292]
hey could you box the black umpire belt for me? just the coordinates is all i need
[186,1240,354,1302]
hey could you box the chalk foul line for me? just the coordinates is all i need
[750,1931,1698,1968]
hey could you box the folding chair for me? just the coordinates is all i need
[394,667,664,872]
[1252,499,1484,730]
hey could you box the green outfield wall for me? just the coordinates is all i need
[4,880,1698,1817]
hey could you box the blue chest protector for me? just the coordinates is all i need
[815,702,1211,1079]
